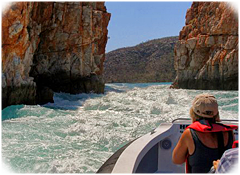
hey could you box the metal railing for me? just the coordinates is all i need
[172,117,238,123]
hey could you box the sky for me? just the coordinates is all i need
[105,1,192,52]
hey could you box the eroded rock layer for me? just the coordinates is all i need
[2,2,110,108]
[172,2,238,90]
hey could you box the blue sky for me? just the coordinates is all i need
[105,1,192,52]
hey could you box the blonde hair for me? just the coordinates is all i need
[189,107,220,123]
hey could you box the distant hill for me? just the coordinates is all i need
[104,36,178,83]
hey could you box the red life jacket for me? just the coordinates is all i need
[232,140,238,148]
[185,119,238,173]
[186,119,238,133]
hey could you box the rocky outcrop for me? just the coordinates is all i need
[2,2,110,108]
[104,36,178,83]
[172,2,238,90]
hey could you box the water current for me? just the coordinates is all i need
[2,83,238,173]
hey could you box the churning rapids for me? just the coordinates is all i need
[2,83,238,173]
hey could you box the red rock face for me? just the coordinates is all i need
[172,2,238,90]
[2,2,111,108]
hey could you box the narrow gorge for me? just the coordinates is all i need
[2,2,238,109]
[172,2,238,90]
[2,2,110,108]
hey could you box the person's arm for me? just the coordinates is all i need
[172,129,190,164]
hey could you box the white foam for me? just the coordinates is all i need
[2,84,238,173]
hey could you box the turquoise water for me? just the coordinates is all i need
[2,83,238,173]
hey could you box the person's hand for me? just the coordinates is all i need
[213,160,220,170]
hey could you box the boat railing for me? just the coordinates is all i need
[172,117,238,123]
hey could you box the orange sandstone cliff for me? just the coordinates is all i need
[172,2,238,90]
[2,2,111,108]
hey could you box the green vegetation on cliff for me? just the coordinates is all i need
[104,36,178,83]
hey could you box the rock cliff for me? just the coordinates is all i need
[104,36,177,83]
[2,2,110,108]
[172,2,238,90]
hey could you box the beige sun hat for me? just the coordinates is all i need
[192,93,219,118]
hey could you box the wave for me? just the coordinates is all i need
[2,83,238,173]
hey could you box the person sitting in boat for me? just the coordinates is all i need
[172,93,238,173]
[214,147,238,173]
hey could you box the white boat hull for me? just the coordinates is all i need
[97,118,238,173]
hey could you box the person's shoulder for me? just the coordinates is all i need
[223,148,238,158]
[182,128,192,140]
[216,148,238,173]
[183,128,191,135]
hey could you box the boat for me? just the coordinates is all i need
[97,118,238,173]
